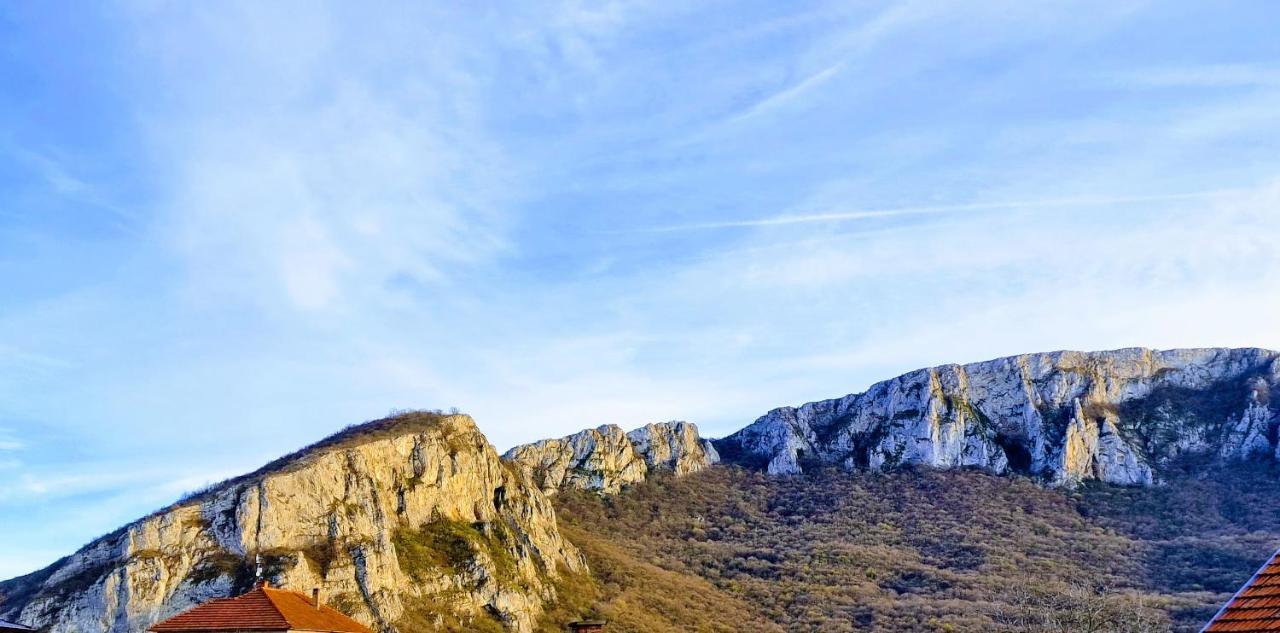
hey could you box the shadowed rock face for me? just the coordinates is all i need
[714,348,1280,486]
[0,413,583,633]
[502,421,719,494]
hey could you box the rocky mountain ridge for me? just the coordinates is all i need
[502,421,719,494]
[0,413,583,633]
[5,346,1280,632]
[715,347,1280,486]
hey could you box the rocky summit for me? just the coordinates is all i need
[715,347,1280,485]
[0,413,582,633]
[502,421,720,494]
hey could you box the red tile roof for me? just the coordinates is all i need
[1205,549,1280,632]
[148,584,373,633]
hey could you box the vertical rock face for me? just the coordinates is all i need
[502,421,719,494]
[627,422,721,475]
[0,413,583,633]
[715,348,1280,486]
[501,425,648,495]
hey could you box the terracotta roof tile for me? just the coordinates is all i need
[148,584,372,633]
[1205,550,1280,633]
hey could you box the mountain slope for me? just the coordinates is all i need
[0,412,582,633]
[534,524,783,633]
[503,421,719,494]
[716,348,1280,485]
[553,463,1280,632]
[6,347,1280,633]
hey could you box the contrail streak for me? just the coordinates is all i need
[635,188,1243,233]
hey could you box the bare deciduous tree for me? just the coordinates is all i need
[993,580,1168,633]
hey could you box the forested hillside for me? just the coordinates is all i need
[550,464,1280,632]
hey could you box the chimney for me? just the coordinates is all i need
[312,588,321,610]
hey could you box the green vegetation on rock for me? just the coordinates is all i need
[393,518,521,586]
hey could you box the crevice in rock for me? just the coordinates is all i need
[994,434,1033,474]
[350,545,390,633]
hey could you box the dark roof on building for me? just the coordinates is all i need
[148,584,372,633]
[0,619,35,632]
[1204,549,1280,632]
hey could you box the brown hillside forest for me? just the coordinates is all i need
[526,462,1279,633]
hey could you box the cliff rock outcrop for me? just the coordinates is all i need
[0,413,583,633]
[715,348,1280,486]
[502,421,719,494]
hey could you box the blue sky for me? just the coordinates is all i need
[3,0,1280,578]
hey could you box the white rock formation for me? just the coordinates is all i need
[627,422,720,475]
[503,421,719,494]
[716,348,1280,486]
[0,413,583,633]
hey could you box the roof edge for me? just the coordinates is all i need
[1201,547,1280,632]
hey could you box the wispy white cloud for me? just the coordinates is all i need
[0,426,22,452]
[121,4,514,313]
[162,92,511,311]
[0,141,141,231]
[0,344,72,371]
[726,61,846,125]
[0,550,64,580]
[1107,64,1280,89]
[0,461,252,505]
[0,470,136,502]
[633,188,1243,232]
[457,179,1280,440]
[712,1,947,129]
[0,459,258,578]
[15,148,88,196]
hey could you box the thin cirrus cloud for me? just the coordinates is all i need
[629,188,1245,232]
[727,0,945,122]
[1106,64,1280,88]
[0,426,22,452]
[152,71,510,313]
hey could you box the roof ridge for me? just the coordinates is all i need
[148,584,371,633]
[260,585,372,633]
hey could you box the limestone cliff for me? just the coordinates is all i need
[715,348,1280,486]
[0,413,583,633]
[626,422,721,476]
[502,421,719,494]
